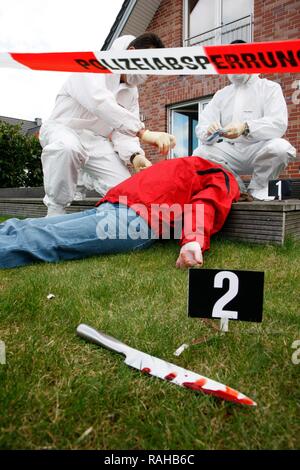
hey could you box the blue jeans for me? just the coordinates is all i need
[0,203,155,269]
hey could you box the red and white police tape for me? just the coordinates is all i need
[0,39,299,75]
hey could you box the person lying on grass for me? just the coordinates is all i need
[0,156,240,269]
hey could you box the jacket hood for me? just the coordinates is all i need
[110,35,135,51]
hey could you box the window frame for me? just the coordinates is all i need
[183,0,254,47]
[168,97,212,159]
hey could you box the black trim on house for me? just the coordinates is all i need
[101,0,132,50]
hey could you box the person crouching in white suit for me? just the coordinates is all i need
[40,33,175,217]
[193,40,296,201]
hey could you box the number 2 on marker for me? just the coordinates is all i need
[212,271,239,320]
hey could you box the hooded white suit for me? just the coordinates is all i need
[40,36,145,214]
[193,75,296,193]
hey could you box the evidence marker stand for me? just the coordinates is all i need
[175,269,265,356]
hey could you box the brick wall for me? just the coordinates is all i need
[138,0,300,179]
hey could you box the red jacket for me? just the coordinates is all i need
[97,157,240,252]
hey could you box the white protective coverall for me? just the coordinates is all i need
[40,36,145,213]
[193,75,296,192]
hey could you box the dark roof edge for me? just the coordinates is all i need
[101,0,133,50]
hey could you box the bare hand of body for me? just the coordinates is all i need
[176,242,203,269]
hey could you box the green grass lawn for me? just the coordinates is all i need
[0,214,299,450]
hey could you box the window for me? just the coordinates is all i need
[184,0,253,46]
[169,98,211,158]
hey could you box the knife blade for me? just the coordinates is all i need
[76,324,256,406]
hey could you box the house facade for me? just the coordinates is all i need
[103,0,300,179]
[0,116,42,137]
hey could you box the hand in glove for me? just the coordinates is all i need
[223,122,247,139]
[131,154,152,172]
[139,130,176,155]
[176,242,203,269]
[207,122,222,135]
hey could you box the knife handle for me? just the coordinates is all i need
[76,323,132,356]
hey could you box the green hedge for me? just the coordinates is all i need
[0,121,43,187]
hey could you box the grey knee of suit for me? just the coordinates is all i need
[263,138,296,163]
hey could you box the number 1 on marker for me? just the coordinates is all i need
[276,180,282,200]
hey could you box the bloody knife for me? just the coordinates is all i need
[76,324,256,406]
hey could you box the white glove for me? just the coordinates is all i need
[222,122,246,139]
[207,122,222,135]
[140,130,176,155]
[176,242,203,269]
[131,154,152,172]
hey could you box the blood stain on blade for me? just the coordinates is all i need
[164,372,177,381]
[141,367,151,374]
[202,386,240,403]
[183,378,207,390]
[183,381,256,406]
[199,387,249,405]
